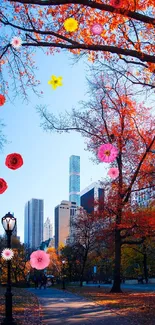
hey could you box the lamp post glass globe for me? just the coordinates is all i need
[2,212,16,232]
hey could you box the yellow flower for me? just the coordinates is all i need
[64,18,78,32]
[48,75,63,90]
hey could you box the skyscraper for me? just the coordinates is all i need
[80,182,105,213]
[43,217,53,241]
[54,200,77,249]
[24,198,43,249]
[12,212,17,237]
[69,155,80,206]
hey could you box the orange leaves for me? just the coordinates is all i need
[34,33,41,41]
[147,62,155,73]
[47,8,56,16]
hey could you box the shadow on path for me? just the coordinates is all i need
[27,288,134,325]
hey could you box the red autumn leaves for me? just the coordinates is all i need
[0,153,23,194]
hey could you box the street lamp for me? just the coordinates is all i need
[62,260,66,290]
[1,212,17,325]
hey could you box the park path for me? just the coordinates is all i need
[27,287,132,325]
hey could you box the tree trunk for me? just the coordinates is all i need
[110,230,122,293]
[80,253,88,287]
[143,252,148,284]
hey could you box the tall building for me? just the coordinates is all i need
[12,212,17,237]
[69,155,80,206]
[24,198,44,249]
[132,185,155,208]
[80,181,105,213]
[54,200,77,249]
[43,217,53,241]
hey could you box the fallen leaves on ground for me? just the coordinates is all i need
[67,286,155,325]
[0,286,41,325]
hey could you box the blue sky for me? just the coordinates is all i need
[0,50,108,242]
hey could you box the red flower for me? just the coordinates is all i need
[0,94,6,106]
[5,153,23,170]
[0,178,8,194]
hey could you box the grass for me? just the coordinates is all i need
[0,286,41,325]
[66,285,155,324]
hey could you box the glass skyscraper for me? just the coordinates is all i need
[69,155,80,206]
[24,198,43,249]
[80,182,104,213]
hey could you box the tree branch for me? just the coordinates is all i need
[21,41,155,63]
[8,0,155,27]
[123,136,155,203]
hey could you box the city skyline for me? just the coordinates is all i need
[0,51,109,243]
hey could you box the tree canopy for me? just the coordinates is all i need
[1,1,155,97]
[38,64,155,291]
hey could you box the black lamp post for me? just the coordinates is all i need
[1,212,17,325]
[62,260,66,290]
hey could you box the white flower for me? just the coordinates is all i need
[1,248,14,260]
[11,37,22,49]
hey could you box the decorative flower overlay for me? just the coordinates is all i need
[0,94,6,106]
[110,0,122,8]
[108,167,119,179]
[30,250,50,270]
[1,248,14,260]
[48,75,63,90]
[5,153,23,170]
[64,18,78,32]
[98,143,118,163]
[0,178,8,194]
[11,36,22,49]
[91,24,103,35]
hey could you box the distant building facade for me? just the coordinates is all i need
[43,217,53,241]
[12,212,17,237]
[80,182,105,213]
[132,185,155,208]
[24,198,44,249]
[54,200,77,249]
[69,155,80,206]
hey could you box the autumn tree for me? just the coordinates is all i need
[2,1,155,97]
[67,209,106,286]
[46,247,61,276]
[37,64,155,292]
[0,236,30,284]
[122,238,155,282]
[60,245,80,282]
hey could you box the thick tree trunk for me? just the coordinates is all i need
[80,253,88,287]
[110,230,122,293]
[143,253,148,284]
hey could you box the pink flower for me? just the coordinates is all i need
[108,167,119,179]
[110,0,122,8]
[1,248,14,260]
[11,36,22,49]
[30,250,50,270]
[98,143,118,163]
[91,24,103,35]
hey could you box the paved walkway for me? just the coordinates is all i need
[27,287,132,325]
[85,283,155,292]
